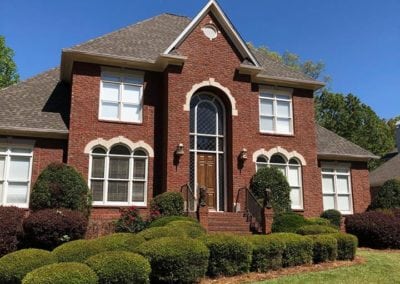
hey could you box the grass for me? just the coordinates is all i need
[256,249,400,284]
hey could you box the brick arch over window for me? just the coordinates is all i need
[183,78,238,116]
[252,146,307,166]
[84,136,154,157]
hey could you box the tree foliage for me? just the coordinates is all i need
[0,35,19,88]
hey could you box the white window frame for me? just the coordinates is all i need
[99,67,144,123]
[259,86,294,135]
[321,163,353,215]
[0,145,33,208]
[89,146,148,207]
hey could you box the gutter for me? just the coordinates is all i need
[0,127,69,139]
[318,153,380,162]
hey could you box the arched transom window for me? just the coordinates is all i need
[256,153,303,210]
[90,145,148,206]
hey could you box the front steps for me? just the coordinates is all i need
[207,212,255,235]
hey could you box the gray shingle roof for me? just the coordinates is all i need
[316,125,378,160]
[0,68,69,135]
[369,152,400,187]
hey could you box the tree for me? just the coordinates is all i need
[387,115,400,147]
[0,35,19,88]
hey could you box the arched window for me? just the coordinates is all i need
[255,155,268,171]
[89,145,148,206]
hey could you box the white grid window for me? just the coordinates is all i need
[321,164,353,214]
[0,147,33,208]
[99,69,144,123]
[259,87,293,135]
[90,145,148,206]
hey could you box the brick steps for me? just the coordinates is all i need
[207,212,253,234]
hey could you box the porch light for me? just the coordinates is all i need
[175,143,184,156]
[239,148,248,161]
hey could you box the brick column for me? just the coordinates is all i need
[198,206,209,232]
[263,207,274,234]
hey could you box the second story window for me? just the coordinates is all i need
[99,69,144,123]
[259,87,293,135]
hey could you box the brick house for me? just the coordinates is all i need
[0,0,377,234]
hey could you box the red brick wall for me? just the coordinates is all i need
[350,162,371,213]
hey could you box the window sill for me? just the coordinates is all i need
[259,131,294,137]
[98,119,143,126]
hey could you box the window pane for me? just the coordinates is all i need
[133,159,146,179]
[11,148,32,154]
[337,176,350,193]
[260,92,274,99]
[323,195,335,210]
[336,168,349,174]
[197,102,216,134]
[102,72,120,82]
[288,166,300,187]
[270,154,286,164]
[276,94,290,100]
[134,150,146,157]
[256,156,268,163]
[0,157,4,180]
[277,100,290,117]
[271,165,286,176]
[337,195,351,212]
[101,102,119,120]
[260,99,273,115]
[107,181,128,202]
[197,136,216,151]
[322,175,335,193]
[276,118,291,134]
[122,85,141,104]
[91,180,104,202]
[101,82,120,101]
[0,148,6,153]
[109,157,129,179]
[260,116,273,132]
[92,148,106,154]
[289,159,299,165]
[7,182,28,204]
[124,74,143,85]
[256,163,267,171]
[290,187,301,207]
[9,157,30,181]
[132,181,145,202]
[110,145,130,155]
[0,182,3,202]
[91,156,105,178]
[121,104,141,122]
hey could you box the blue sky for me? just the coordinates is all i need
[1,0,399,119]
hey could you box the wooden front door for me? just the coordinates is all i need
[197,153,217,210]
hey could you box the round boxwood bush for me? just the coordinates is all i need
[30,163,91,216]
[0,249,57,284]
[250,234,285,272]
[166,221,206,238]
[149,216,198,228]
[272,212,309,233]
[150,192,184,217]
[329,233,358,260]
[201,234,253,277]
[306,217,331,226]
[91,233,145,252]
[52,239,106,262]
[22,262,98,284]
[250,167,291,213]
[321,209,342,228]
[136,226,187,241]
[135,237,209,283]
[274,233,313,267]
[85,251,151,284]
[369,179,400,210]
[23,208,88,250]
[296,225,338,235]
[310,235,338,263]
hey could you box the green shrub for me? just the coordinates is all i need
[201,234,253,277]
[52,239,106,262]
[306,217,331,226]
[85,251,151,284]
[329,233,358,260]
[250,234,285,272]
[166,221,206,238]
[275,233,313,267]
[149,216,198,228]
[150,192,184,217]
[136,226,186,241]
[135,237,209,283]
[369,179,400,210]
[30,163,91,216]
[250,167,291,213]
[296,225,338,235]
[91,233,145,252]
[114,207,148,233]
[272,212,309,233]
[0,249,57,284]
[321,209,342,228]
[310,235,338,263]
[0,206,25,257]
[22,262,98,284]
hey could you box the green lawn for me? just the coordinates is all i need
[256,249,400,284]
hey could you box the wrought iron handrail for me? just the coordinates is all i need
[241,187,263,226]
[181,183,196,212]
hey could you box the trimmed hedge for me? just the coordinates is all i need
[369,179,400,210]
[52,239,106,262]
[321,209,342,228]
[201,234,253,277]
[91,233,145,252]
[22,262,98,284]
[136,226,187,241]
[310,235,338,263]
[0,249,57,284]
[85,251,151,284]
[272,212,309,233]
[135,237,209,283]
[23,208,88,250]
[250,234,285,272]
[150,192,184,217]
[274,233,313,267]
[0,206,25,257]
[296,225,338,235]
[329,233,358,260]
[306,217,331,226]
[149,216,198,228]
[166,221,206,238]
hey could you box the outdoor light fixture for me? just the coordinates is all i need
[239,148,248,161]
[175,143,184,156]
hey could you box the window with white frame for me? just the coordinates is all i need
[259,87,293,134]
[256,154,303,210]
[0,146,33,207]
[321,164,353,214]
[90,145,148,206]
[99,69,144,123]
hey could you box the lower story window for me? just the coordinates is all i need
[321,164,353,214]
[0,146,33,207]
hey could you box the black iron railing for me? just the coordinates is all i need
[181,183,196,212]
[241,187,263,226]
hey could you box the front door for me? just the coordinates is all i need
[197,153,216,209]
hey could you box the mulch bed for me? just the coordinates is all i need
[200,256,365,284]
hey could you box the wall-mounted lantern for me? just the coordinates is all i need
[239,148,248,162]
[175,143,184,157]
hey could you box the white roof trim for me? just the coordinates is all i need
[164,0,260,67]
